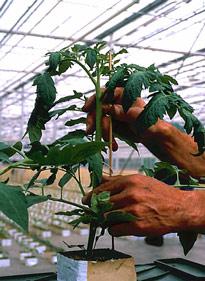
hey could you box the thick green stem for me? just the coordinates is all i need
[95,64,103,142]
[87,224,97,254]
[87,63,102,252]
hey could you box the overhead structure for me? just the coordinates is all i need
[0,0,204,143]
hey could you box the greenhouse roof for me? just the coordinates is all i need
[0,0,205,142]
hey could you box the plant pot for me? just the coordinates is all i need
[57,248,136,281]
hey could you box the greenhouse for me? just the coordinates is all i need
[0,0,205,280]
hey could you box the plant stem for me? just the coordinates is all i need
[11,146,26,158]
[87,62,102,252]
[49,197,94,213]
[62,58,97,87]
[95,63,103,141]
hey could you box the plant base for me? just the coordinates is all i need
[57,248,136,281]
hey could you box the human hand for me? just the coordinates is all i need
[83,174,197,237]
[82,87,146,151]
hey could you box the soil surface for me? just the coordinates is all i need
[61,248,132,261]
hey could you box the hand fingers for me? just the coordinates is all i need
[83,94,96,112]
[83,87,124,113]
[101,175,123,183]
[132,97,146,108]
[82,177,124,205]
[86,111,96,134]
[108,222,139,237]
[103,103,144,123]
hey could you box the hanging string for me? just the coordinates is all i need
[108,51,113,178]
[108,50,115,251]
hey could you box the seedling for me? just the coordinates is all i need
[0,42,204,256]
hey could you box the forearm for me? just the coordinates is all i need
[187,190,205,233]
[141,119,205,178]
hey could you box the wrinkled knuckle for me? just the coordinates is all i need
[128,175,138,185]
[127,189,138,202]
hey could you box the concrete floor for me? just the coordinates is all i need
[0,232,205,277]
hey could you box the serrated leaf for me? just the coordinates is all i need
[26,96,52,142]
[58,59,74,74]
[48,52,61,73]
[54,130,86,144]
[53,91,83,106]
[136,92,169,131]
[104,67,127,103]
[162,74,178,85]
[26,194,48,208]
[33,72,56,106]
[65,117,86,127]
[166,105,177,119]
[85,49,97,69]
[122,71,151,112]
[49,105,77,119]
[178,107,205,154]
[87,153,103,187]
[26,142,106,166]
[71,44,86,53]
[0,183,28,231]
[178,231,198,255]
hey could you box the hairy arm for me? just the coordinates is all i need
[140,119,205,178]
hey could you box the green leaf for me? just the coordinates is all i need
[46,172,57,185]
[59,167,77,188]
[56,209,84,217]
[8,142,23,156]
[48,52,61,73]
[53,90,83,106]
[0,152,10,163]
[26,194,48,208]
[49,105,77,119]
[0,183,28,231]
[65,117,86,127]
[178,107,205,154]
[104,67,127,103]
[54,130,86,144]
[26,142,106,166]
[71,44,87,53]
[135,92,169,131]
[25,169,42,190]
[90,192,112,214]
[58,59,74,74]
[85,49,97,69]
[141,166,154,177]
[122,71,151,112]
[33,72,56,106]
[87,153,103,187]
[0,142,10,150]
[178,231,198,255]
[162,74,178,85]
[26,95,52,142]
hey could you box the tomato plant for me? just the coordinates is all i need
[0,41,204,255]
